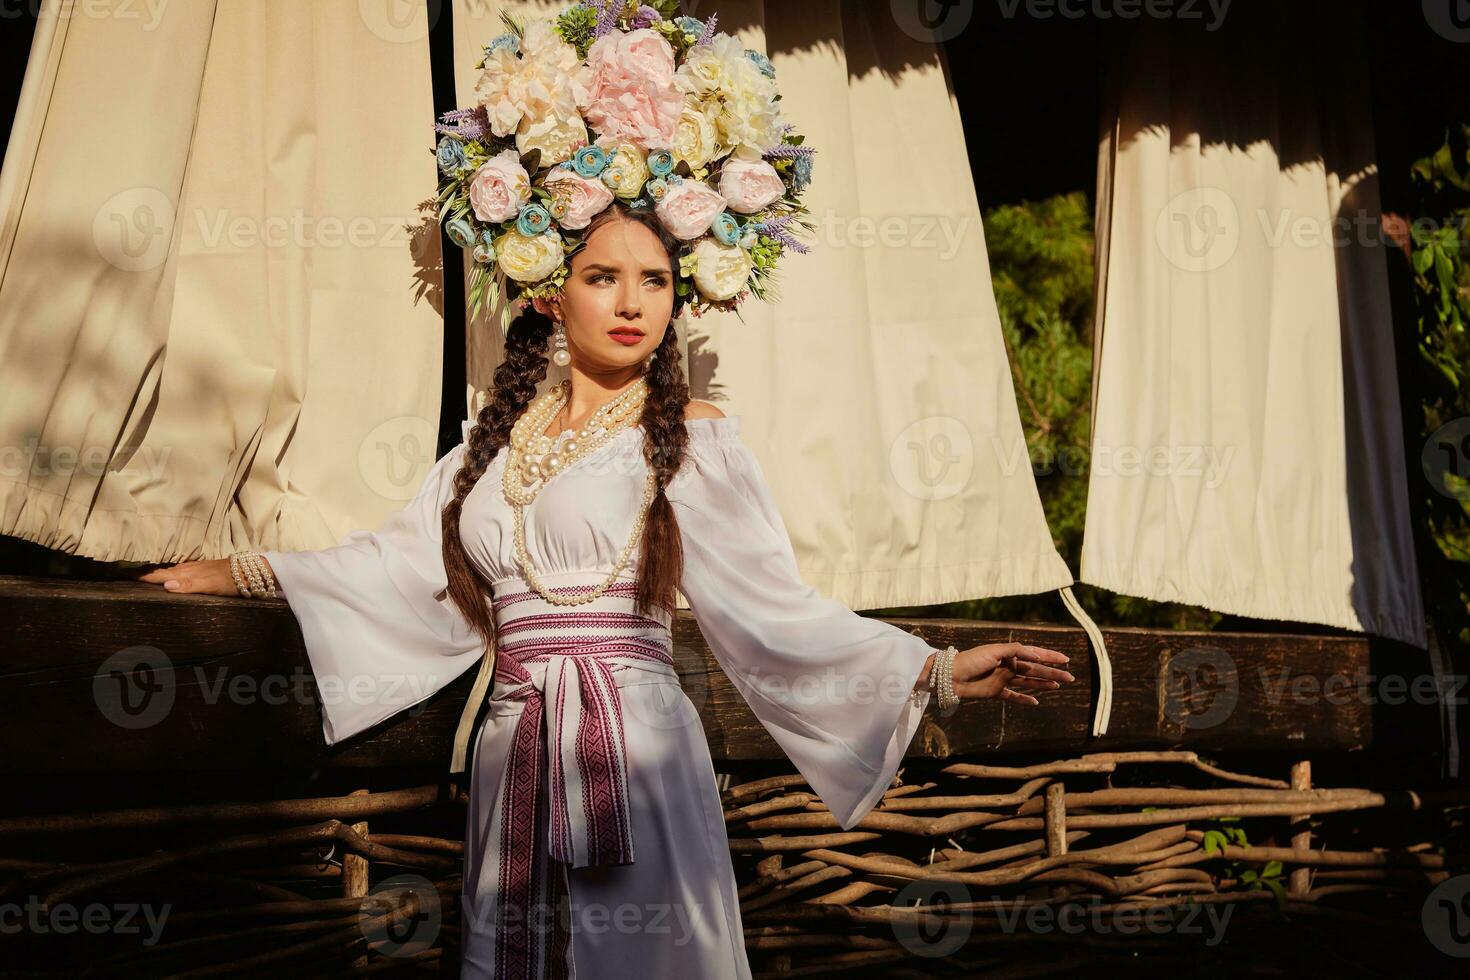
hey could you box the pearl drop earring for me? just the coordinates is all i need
[551,317,571,367]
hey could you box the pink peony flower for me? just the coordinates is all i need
[544,168,615,229]
[655,180,728,240]
[717,157,786,213]
[582,29,682,151]
[468,150,532,223]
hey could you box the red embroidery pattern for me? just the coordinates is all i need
[487,578,675,979]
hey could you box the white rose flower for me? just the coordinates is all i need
[598,142,652,200]
[691,237,752,301]
[516,111,589,167]
[494,228,565,282]
[474,19,591,138]
[673,34,745,99]
[672,103,720,171]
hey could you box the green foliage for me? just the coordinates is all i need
[1239,860,1287,908]
[553,5,596,59]
[1407,124,1470,651]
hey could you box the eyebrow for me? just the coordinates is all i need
[582,263,670,276]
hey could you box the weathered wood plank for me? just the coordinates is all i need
[0,576,1371,772]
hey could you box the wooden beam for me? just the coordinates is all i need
[0,576,1371,772]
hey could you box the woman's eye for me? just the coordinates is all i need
[591,274,667,287]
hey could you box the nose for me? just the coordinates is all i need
[617,278,642,318]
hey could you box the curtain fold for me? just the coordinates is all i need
[1082,2,1426,648]
[0,0,446,561]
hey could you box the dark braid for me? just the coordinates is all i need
[440,203,691,643]
[440,314,552,647]
[634,323,691,618]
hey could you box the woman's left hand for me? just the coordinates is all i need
[133,558,244,597]
[951,642,1075,706]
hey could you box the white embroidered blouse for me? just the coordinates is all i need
[261,414,936,829]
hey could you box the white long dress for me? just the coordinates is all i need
[261,414,937,979]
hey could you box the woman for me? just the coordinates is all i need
[137,201,1075,978]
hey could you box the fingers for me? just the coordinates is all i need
[999,687,1040,707]
[1011,660,1075,684]
[1008,675,1062,691]
[1010,643,1071,666]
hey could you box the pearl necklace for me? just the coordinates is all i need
[504,378,656,606]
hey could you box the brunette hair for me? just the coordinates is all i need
[440,202,692,647]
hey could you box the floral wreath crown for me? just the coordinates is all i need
[433,0,817,334]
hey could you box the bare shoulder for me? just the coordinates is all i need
[683,400,726,420]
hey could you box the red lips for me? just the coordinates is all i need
[607,327,644,346]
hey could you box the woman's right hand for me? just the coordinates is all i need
[134,558,255,597]
[951,641,1076,706]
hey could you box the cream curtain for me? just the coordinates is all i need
[1083,4,1427,649]
[452,1,1113,729]
[0,0,445,561]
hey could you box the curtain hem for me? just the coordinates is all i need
[1081,563,1427,649]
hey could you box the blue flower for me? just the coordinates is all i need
[674,15,704,36]
[744,50,775,78]
[481,229,496,248]
[792,154,813,195]
[446,217,476,249]
[645,177,669,201]
[473,243,495,264]
[573,145,609,178]
[646,149,675,178]
[484,32,519,56]
[436,137,467,176]
[711,211,740,246]
[516,203,552,237]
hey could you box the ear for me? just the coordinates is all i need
[531,295,560,319]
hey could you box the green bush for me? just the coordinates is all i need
[1407,124,1470,651]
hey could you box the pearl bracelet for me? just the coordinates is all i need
[229,551,278,599]
[910,645,960,711]
[932,645,959,711]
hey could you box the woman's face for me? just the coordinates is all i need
[543,217,675,374]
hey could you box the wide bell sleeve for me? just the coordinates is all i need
[668,422,938,831]
[259,421,486,746]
